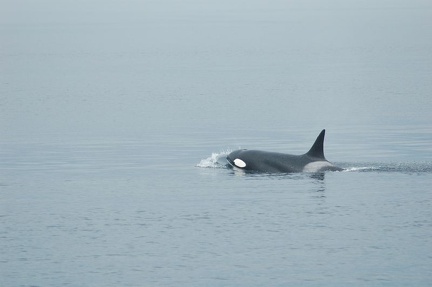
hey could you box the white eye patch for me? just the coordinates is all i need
[233,158,246,168]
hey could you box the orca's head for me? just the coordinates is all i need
[226,149,248,169]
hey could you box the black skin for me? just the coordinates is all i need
[226,130,343,173]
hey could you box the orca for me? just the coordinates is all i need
[226,129,343,173]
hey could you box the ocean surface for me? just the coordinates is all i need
[1,0,432,286]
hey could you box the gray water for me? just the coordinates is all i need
[1,0,432,286]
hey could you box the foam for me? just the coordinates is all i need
[196,150,230,168]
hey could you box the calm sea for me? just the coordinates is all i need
[1,1,432,286]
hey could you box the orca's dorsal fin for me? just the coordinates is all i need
[305,129,326,159]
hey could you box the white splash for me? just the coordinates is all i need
[196,150,230,168]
